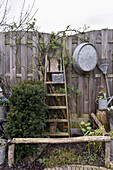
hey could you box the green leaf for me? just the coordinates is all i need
[80,121,85,125]
[86,126,92,130]
[81,128,86,133]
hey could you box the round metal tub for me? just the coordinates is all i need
[73,43,98,74]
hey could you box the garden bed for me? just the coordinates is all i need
[0,142,108,169]
[7,113,111,169]
[41,142,105,168]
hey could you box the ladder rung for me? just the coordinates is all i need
[46,81,65,84]
[48,106,67,109]
[47,71,64,74]
[46,94,66,97]
[46,119,68,123]
[45,132,69,137]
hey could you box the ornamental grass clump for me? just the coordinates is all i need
[5,79,48,161]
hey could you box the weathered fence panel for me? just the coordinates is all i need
[0,29,113,134]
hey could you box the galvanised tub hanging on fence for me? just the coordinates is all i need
[73,43,98,75]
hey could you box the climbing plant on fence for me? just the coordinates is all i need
[1,21,90,84]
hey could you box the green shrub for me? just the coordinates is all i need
[5,79,48,161]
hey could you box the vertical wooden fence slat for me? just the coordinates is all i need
[107,30,113,98]
[72,39,78,115]
[21,32,27,80]
[88,31,95,114]
[89,73,94,113]
[5,33,10,75]
[0,33,5,76]
[94,30,102,111]
[66,37,72,113]
[27,32,33,75]
[0,33,3,74]
[101,29,108,59]
[84,77,89,115]
[101,29,108,94]
[77,35,84,118]
[33,32,38,80]
[71,76,77,114]
[10,32,16,83]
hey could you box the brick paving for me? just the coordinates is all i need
[44,164,111,170]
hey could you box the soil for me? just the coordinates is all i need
[0,142,105,170]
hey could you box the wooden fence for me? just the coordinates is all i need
[0,29,113,133]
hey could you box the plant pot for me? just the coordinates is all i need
[0,139,7,165]
[0,106,7,120]
[49,122,57,133]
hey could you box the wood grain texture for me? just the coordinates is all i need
[9,136,111,144]
[8,144,15,167]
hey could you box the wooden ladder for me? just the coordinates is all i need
[44,55,70,137]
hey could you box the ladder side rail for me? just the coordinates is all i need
[62,35,70,136]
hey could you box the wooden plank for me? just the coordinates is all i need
[9,136,111,144]
[16,43,21,74]
[47,71,64,74]
[101,29,108,59]
[89,72,94,114]
[77,34,84,118]
[8,144,15,167]
[0,33,3,74]
[84,77,89,115]
[71,76,77,114]
[33,32,38,79]
[88,31,95,114]
[105,142,110,168]
[91,113,108,136]
[63,35,70,136]
[66,36,72,113]
[98,31,107,97]
[27,32,33,74]
[95,74,113,78]
[21,32,27,80]
[10,32,16,83]
[48,106,67,109]
[107,30,113,97]
[77,75,83,117]
[45,119,68,122]
[46,81,65,84]
[46,94,66,96]
[5,33,10,74]
[95,30,102,60]
[0,33,5,75]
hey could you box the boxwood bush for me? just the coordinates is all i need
[5,79,48,161]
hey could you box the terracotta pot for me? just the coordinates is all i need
[49,122,57,133]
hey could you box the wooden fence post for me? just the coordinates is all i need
[105,141,110,168]
[8,144,15,167]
